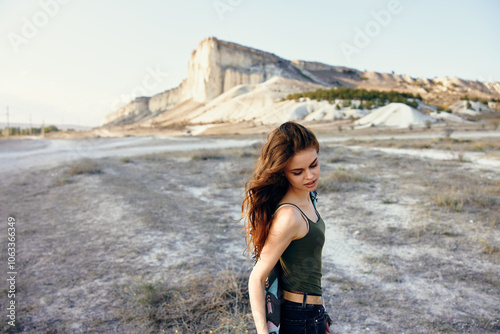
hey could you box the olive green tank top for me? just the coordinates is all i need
[277,203,325,296]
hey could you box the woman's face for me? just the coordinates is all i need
[284,148,320,193]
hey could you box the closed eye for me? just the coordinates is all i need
[292,161,319,175]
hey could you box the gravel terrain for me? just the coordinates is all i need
[0,134,499,333]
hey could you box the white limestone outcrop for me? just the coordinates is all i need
[101,97,150,126]
[101,37,500,127]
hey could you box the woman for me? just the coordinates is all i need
[243,121,329,334]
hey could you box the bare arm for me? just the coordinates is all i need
[248,207,307,334]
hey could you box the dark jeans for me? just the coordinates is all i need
[280,300,327,334]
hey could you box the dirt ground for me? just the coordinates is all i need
[0,133,499,333]
[41,113,499,140]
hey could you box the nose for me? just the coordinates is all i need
[306,168,314,179]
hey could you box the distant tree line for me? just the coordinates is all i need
[1,125,60,136]
[460,95,499,104]
[285,88,421,109]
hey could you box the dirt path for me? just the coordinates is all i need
[318,145,499,333]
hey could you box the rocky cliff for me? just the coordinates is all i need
[186,37,297,101]
[102,37,500,127]
[103,37,306,126]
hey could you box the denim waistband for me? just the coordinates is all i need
[282,299,325,314]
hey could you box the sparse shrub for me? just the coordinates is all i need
[425,120,432,129]
[237,150,258,158]
[406,100,419,108]
[428,177,500,220]
[191,150,226,160]
[433,192,464,212]
[284,87,421,106]
[327,156,345,163]
[68,159,101,175]
[141,153,167,162]
[121,269,252,333]
[54,176,72,186]
[472,144,485,152]
[317,169,369,192]
[415,142,433,149]
[479,239,499,255]
[162,119,190,130]
[455,149,470,162]
[382,198,398,204]
[121,157,132,163]
[455,150,469,162]
[333,169,369,182]
[361,100,372,109]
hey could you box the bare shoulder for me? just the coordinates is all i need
[271,205,307,238]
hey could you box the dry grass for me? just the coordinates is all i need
[429,177,500,219]
[191,151,227,161]
[432,192,464,212]
[119,268,252,334]
[67,158,102,175]
[479,238,500,255]
[2,136,500,333]
[343,136,500,152]
[190,147,260,161]
[51,158,103,186]
[160,119,191,130]
[317,168,370,192]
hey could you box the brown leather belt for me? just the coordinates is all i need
[283,290,323,305]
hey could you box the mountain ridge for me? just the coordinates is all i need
[101,37,500,127]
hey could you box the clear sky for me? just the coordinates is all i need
[1,0,499,127]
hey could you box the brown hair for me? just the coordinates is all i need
[242,121,319,258]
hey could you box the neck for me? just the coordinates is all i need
[284,187,311,205]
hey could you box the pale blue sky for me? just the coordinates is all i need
[1,0,499,127]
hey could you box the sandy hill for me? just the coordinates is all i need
[101,37,500,131]
[354,103,436,129]
[448,100,491,116]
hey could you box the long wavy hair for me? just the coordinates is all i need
[242,121,319,259]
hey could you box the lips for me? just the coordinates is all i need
[305,180,317,188]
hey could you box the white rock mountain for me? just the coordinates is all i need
[102,37,500,127]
